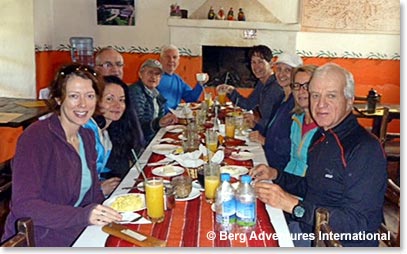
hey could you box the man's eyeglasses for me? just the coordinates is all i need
[97,62,124,69]
[290,82,310,91]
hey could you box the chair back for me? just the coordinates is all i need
[313,208,343,247]
[378,179,400,247]
[0,217,35,247]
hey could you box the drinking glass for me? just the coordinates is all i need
[205,129,218,153]
[204,163,220,204]
[225,115,235,138]
[234,114,244,136]
[145,177,165,223]
[218,90,227,106]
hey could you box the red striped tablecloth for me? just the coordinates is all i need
[105,133,279,247]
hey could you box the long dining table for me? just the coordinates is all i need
[72,124,294,248]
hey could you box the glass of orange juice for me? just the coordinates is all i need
[218,90,227,105]
[206,129,218,153]
[145,177,165,223]
[225,115,235,138]
[204,163,220,204]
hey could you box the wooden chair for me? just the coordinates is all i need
[0,217,35,247]
[0,159,12,237]
[313,207,343,247]
[379,107,400,160]
[378,178,400,247]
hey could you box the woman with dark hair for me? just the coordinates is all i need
[104,76,146,179]
[83,75,130,195]
[1,64,122,246]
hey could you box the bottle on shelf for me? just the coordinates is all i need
[227,7,234,20]
[215,173,236,232]
[208,6,215,20]
[238,8,246,21]
[235,175,256,233]
[217,8,225,20]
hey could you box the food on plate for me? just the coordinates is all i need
[221,166,241,175]
[111,195,143,212]
[163,165,176,175]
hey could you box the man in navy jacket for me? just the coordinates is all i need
[251,63,387,247]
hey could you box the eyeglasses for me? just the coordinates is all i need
[290,82,310,91]
[59,64,97,77]
[97,61,124,69]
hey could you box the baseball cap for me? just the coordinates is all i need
[275,53,303,68]
[141,59,163,73]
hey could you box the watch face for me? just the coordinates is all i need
[294,205,305,218]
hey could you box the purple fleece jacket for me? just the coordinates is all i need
[1,114,104,246]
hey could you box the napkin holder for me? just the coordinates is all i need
[102,222,166,247]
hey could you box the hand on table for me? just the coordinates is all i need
[253,181,298,213]
[101,177,121,196]
[243,113,257,129]
[249,164,277,182]
[89,204,122,226]
[249,131,265,145]
[159,113,178,127]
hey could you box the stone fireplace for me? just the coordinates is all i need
[168,1,301,88]
[202,46,255,88]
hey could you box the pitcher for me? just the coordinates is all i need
[69,37,95,67]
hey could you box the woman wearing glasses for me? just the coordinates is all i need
[1,64,122,246]
[283,65,318,176]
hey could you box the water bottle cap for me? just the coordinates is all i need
[220,173,231,182]
[241,175,252,184]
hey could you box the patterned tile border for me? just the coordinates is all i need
[35,44,400,60]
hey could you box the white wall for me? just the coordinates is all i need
[0,0,35,98]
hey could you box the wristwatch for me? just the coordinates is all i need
[292,201,306,220]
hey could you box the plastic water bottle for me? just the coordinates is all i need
[215,173,236,232]
[235,175,256,233]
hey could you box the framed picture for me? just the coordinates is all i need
[97,0,136,26]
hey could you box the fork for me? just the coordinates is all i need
[119,216,143,223]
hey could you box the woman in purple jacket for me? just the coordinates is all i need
[1,64,122,246]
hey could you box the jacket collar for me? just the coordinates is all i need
[320,112,359,138]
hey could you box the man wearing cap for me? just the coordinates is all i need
[158,44,208,113]
[129,59,178,142]
[216,45,295,135]
[249,52,304,170]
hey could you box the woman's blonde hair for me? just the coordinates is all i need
[291,65,318,115]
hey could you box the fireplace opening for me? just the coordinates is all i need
[202,46,256,88]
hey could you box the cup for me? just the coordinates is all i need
[145,177,165,223]
[204,163,220,204]
[171,175,193,199]
[196,73,208,83]
[205,129,218,153]
[234,114,244,136]
[182,134,200,153]
[204,92,213,107]
[164,184,175,210]
[218,90,227,106]
[225,115,235,138]
[197,167,205,188]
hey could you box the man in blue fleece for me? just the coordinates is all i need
[157,44,208,113]
[251,63,387,247]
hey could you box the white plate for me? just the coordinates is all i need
[165,125,186,133]
[136,180,171,192]
[178,134,187,140]
[230,151,255,161]
[175,187,201,201]
[152,165,185,177]
[103,193,146,213]
[151,144,181,155]
[220,165,249,178]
